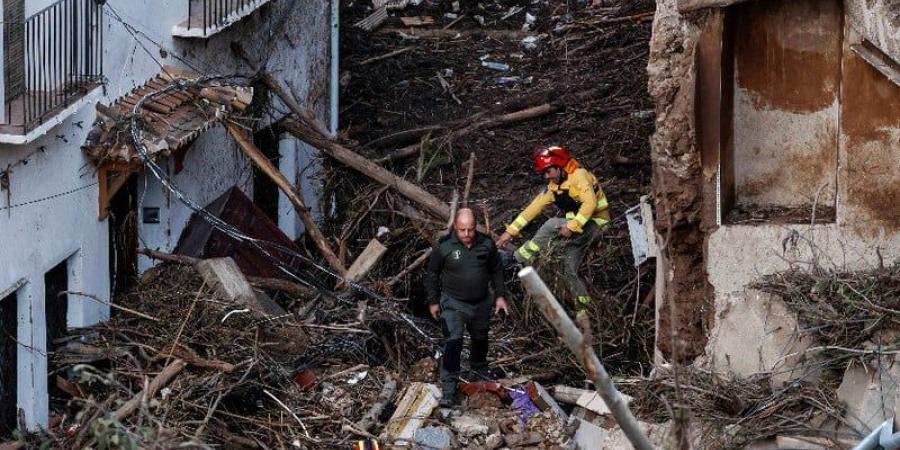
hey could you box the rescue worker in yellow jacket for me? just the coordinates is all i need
[496,146,609,311]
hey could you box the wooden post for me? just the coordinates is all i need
[226,121,347,277]
[517,267,655,450]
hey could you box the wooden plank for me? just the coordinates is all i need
[399,16,434,26]
[677,0,750,12]
[355,7,388,31]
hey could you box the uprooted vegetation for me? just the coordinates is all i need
[756,264,900,353]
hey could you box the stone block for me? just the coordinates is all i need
[450,414,490,437]
[601,421,673,449]
[194,257,285,317]
[413,426,454,450]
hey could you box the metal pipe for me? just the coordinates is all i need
[329,0,339,136]
[853,417,900,450]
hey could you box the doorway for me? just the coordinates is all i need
[0,290,17,437]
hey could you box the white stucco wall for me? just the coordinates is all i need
[0,0,332,431]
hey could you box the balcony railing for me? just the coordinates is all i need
[1,0,104,140]
[174,0,272,38]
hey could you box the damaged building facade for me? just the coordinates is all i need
[650,0,900,434]
[0,0,335,433]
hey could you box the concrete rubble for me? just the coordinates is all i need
[837,357,900,433]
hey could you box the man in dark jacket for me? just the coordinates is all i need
[425,208,508,406]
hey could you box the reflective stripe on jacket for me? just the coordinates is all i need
[505,166,610,236]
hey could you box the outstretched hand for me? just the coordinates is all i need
[494,297,509,316]
[429,304,441,320]
[496,232,513,249]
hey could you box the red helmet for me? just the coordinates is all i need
[533,145,572,174]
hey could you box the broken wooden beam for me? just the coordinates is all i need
[194,257,287,317]
[381,382,440,446]
[226,121,347,277]
[359,46,414,66]
[387,248,432,287]
[340,239,389,289]
[281,119,452,221]
[230,42,332,137]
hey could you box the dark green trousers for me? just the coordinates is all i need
[439,293,492,388]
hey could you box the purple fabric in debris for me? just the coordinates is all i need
[510,386,540,424]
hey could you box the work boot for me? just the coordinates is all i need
[469,363,492,381]
[440,380,458,407]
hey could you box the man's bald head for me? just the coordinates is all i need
[454,208,477,247]
[455,208,475,227]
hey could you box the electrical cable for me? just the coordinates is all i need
[125,75,439,344]
[0,182,98,211]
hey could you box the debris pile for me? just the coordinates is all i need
[36,0,666,448]
[44,263,623,448]
[627,368,846,449]
[755,265,900,353]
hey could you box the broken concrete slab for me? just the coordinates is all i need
[382,382,441,447]
[837,358,900,433]
[573,414,608,450]
[704,289,818,386]
[525,381,568,423]
[194,257,286,317]
[552,384,586,404]
[553,385,633,415]
[578,390,633,416]
[413,426,455,450]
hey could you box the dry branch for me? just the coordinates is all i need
[378,103,562,163]
[226,121,347,277]
[354,375,398,432]
[113,359,187,421]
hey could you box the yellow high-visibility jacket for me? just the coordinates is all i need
[505,165,610,236]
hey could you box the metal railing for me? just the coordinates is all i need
[188,0,258,36]
[4,0,104,133]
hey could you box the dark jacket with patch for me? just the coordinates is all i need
[425,232,506,306]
